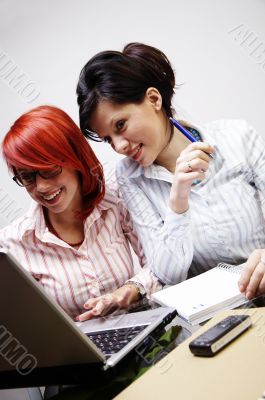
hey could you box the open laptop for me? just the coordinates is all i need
[0,252,176,387]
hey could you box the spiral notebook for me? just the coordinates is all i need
[151,263,247,325]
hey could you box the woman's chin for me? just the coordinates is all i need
[139,156,155,168]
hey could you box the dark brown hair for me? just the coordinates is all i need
[77,42,176,141]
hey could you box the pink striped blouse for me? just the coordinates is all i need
[0,187,161,318]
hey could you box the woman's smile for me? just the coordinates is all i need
[130,143,143,161]
[26,168,82,216]
[40,188,63,204]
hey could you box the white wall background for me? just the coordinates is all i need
[0,0,265,229]
[0,1,264,398]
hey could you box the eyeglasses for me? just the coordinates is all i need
[12,166,63,187]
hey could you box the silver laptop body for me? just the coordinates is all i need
[0,252,175,373]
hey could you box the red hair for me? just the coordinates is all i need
[2,105,105,219]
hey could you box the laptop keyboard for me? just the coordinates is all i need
[86,324,148,357]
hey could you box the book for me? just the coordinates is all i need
[151,263,247,325]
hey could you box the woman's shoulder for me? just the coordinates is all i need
[100,171,123,208]
[97,183,129,221]
[202,119,260,151]
[0,202,39,242]
[203,119,252,137]
[0,214,31,241]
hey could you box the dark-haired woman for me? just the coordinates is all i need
[77,42,265,300]
[0,105,161,321]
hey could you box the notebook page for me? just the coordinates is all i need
[152,264,244,319]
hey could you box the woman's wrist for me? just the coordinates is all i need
[168,197,189,214]
[123,282,145,301]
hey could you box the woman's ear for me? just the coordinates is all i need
[145,87,162,111]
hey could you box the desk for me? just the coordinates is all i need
[114,308,265,400]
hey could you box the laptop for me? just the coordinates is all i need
[0,252,176,386]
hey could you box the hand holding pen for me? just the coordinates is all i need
[168,117,215,214]
[169,117,214,159]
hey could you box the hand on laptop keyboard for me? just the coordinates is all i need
[76,284,140,322]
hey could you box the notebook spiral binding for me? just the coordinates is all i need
[217,263,242,274]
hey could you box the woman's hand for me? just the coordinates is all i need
[169,142,214,214]
[76,284,140,322]
[238,249,265,299]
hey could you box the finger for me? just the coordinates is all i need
[78,300,109,322]
[238,251,261,291]
[93,299,110,315]
[176,170,207,184]
[180,159,209,174]
[245,262,265,299]
[177,153,211,172]
[190,158,209,172]
[181,142,214,158]
[256,275,265,297]
[91,294,120,317]
[76,308,97,322]
[99,295,117,315]
[84,297,100,309]
[84,294,112,312]
[181,141,213,153]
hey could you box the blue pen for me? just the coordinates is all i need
[169,117,214,159]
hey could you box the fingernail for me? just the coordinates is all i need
[239,284,244,292]
[246,291,252,299]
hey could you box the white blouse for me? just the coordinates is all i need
[0,188,161,317]
[116,120,265,285]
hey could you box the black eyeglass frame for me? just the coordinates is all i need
[12,166,63,187]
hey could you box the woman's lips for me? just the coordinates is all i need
[41,188,63,205]
[132,145,143,161]
[129,143,143,160]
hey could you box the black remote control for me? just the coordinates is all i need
[189,315,252,357]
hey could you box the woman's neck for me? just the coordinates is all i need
[155,125,191,173]
[44,208,84,246]
[48,208,79,227]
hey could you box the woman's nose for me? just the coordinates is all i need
[113,137,129,154]
[35,174,51,191]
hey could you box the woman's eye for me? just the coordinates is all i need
[20,172,33,180]
[116,120,125,130]
[103,136,112,144]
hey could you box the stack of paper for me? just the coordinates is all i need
[151,264,247,325]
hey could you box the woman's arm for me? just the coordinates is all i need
[238,249,265,299]
[77,195,165,322]
[115,140,214,285]
[116,173,193,285]
[118,197,163,294]
[236,122,265,298]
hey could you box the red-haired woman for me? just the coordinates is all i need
[0,105,161,321]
